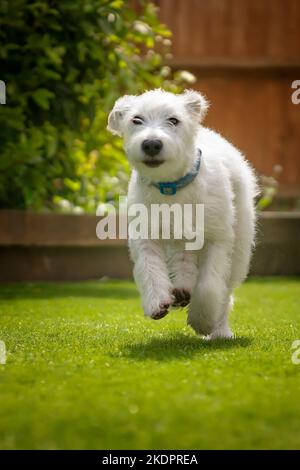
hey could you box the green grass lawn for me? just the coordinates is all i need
[0,277,299,450]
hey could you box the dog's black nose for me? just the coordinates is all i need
[142,139,163,157]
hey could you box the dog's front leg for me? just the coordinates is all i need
[129,239,173,320]
[167,247,199,307]
[187,240,234,338]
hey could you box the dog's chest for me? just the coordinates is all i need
[139,183,205,241]
[142,180,203,206]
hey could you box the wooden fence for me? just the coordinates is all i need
[156,0,300,195]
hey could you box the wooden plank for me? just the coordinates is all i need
[0,212,299,280]
[0,210,126,247]
[157,0,300,61]
[192,75,300,188]
[167,59,300,74]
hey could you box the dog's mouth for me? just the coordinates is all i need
[143,160,164,168]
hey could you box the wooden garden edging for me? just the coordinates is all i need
[0,210,299,281]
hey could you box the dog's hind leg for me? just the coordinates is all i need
[204,294,234,340]
[228,176,257,290]
[187,240,234,338]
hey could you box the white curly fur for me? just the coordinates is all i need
[108,89,259,339]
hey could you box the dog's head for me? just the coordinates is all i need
[107,89,208,180]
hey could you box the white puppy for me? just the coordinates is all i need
[108,89,258,339]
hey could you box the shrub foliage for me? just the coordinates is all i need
[0,0,190,212]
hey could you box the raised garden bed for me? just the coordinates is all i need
[0,210,299,281]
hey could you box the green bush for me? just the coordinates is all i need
[0,0,194,212]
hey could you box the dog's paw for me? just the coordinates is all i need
[172,288,190,308]
[205,327,234,341]
[150,302,170,320]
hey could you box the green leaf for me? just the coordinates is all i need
[31,89,55,110]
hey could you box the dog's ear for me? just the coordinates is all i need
[182,90,209,122]
[107,95,135,136]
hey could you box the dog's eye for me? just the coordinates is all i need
[168,117,180,126]
[132,116,144,125]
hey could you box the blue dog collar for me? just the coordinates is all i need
[151,149,202,196]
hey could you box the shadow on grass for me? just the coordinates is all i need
[116,332,253,361]
[0,282,139,300]
[245,276,300,284]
